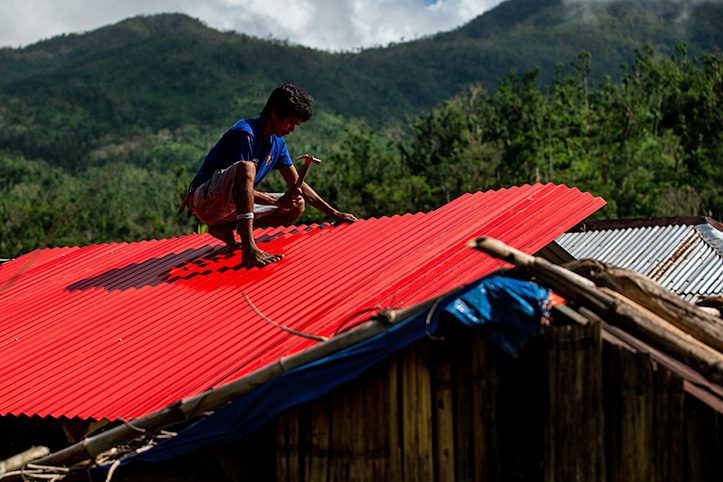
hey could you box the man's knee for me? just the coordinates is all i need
[235,161,256,181]
[253,198,305,228]
[289,198,305,221]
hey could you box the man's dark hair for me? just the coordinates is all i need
[260,82,313,122]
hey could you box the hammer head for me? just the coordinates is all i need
[295,154,322,165]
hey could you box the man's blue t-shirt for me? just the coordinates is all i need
[190,117,292,191]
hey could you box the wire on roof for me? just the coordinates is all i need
[242,293,328,343]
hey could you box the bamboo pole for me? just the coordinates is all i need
[466,237,723,386]
[0,446,49,475]
[564,258,723,355]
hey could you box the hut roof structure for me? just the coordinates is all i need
[554,217,723,302]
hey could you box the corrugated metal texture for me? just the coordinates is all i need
[0,183,605,421]
[556,222,723,301]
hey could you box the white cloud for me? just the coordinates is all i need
[0,0,505,51]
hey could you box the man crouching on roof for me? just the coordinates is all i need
[182,82,357,267]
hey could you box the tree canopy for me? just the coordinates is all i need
[2,43,722,259]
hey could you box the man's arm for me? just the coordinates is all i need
[253,191,286,206]
[277,165,358,223]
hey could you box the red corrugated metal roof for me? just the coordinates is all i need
[0,184,605,421]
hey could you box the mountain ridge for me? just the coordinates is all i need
[1,0,721,154]
[2,1,722,125]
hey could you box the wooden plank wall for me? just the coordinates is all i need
[274,320,708,482]
[603,344,685,482]
[684,397,723,481]
[276,358,401,482]
[543,324,605,482]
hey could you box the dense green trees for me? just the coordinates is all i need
[397,44,723,220]
[1,44,722,259]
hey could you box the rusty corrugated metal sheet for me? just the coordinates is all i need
[556,220,723,301]
[0,184,605,421]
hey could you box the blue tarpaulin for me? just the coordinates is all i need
[444,276,549,357]
[128,276,548,464]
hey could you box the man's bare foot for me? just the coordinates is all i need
[242,247,284,267]
[208,224,241,250]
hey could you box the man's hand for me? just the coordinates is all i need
[276,187,303,209]
[332,212,358,224]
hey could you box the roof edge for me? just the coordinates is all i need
[567,216,723,233]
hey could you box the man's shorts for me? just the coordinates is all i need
[191,161,290,225]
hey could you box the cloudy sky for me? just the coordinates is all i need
[0,0,505,52]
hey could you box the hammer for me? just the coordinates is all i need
[294,154,321,189]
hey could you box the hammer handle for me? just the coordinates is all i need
[294,163,311,189]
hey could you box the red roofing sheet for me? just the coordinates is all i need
[0,184,605,421]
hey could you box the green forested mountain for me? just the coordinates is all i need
[1,0,722,258]
[2,0,722,124]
